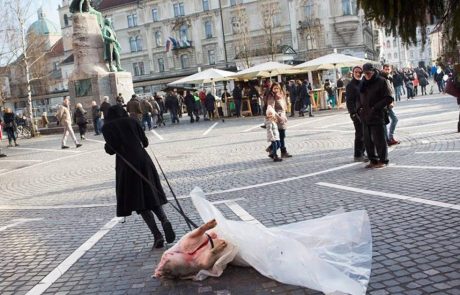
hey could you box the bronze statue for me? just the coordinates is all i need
[102,18,124,72]
[69,0,103,28]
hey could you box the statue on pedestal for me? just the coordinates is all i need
[102,18,124,72]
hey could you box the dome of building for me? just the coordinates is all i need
[27,8,61,36]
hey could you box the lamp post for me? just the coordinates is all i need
[218,0,229,69]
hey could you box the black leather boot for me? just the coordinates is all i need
[281,147,292,158]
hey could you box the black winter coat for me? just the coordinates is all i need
[205,93,216,111]
[74,107,88,125]
[102,117,167,217]
[184,93,196,111]
[345,78,361,115]
[357,71,393,125]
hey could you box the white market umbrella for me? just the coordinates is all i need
[294,53,377,72]
[232,61,296,80]
[168,68,236,85]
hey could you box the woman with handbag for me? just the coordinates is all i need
[73,103,88,140]
[3,108,19,147]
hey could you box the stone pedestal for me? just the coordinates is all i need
[68,14,133,108]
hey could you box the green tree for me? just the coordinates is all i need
[357,0,459,50]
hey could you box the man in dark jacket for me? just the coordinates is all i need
[287,80,297,117]
[126,94,142,121]
[100,96,111,120]
[299,79,313,117]
[346,66,366,162]
[184,90,199,123]
[357,63,393,168]
[392,69,404,101]
[165,91,180,124]
[232,83,243,117]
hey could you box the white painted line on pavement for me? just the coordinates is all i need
[211,198,245,205]
[317,182,460,211]
[206,162,360,196]
[225,201,264,227]
[202,122,218,136]
[13,147,80,153]
[0,151,94,177]
[85,138,105,144]
[0,218,43,232]
[390,164,460,170]
[398,120,457,130]
[289,115,337,129]
[0,159,42,163]
[415,151,460,154]
[26,217,123,295]
[407,130,451,136]
[0,203,116,210]
[150,129,164,141]
[242,124,264,132]
[398,110,458,122]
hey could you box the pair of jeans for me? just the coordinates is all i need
[395,86,403,101]
[271,140,281,156]
[5,127,16,144]
[93,117,100,134]
[384,108,398,142]
[363,123,388,164]
[142,114,152,130]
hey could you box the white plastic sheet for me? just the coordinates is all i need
[190,187,372,295]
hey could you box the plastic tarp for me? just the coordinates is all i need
[190,187,372,295]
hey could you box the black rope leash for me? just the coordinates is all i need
[105,141,198,230]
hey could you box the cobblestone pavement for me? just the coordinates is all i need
[0,93,459,295]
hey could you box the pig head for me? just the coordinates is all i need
[154,219,228,279]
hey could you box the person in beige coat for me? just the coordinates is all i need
[56,97,82,149]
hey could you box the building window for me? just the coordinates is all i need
[230,0,239,6]
[133,62,145,76]
[154,31,162,47]
[129,36,143,52]
[173,3,185,17]
[208,50,215,65]
[231,17,240,34]
[394,52,398,59]
[342,0,357,15]
[386,40,390,48]
[152,8,159,21]
[204,21,212,38]
[127,14,138,27]
[202,0,209,11]
[304,0,313,18]
[158,58,165,72]
[306,34,317,50]
[180,54,189,69]
[64,14,69,27]
[136,36,143,51]
[129,37,136,52]
[179,24,189,45]
[393,39,396,48]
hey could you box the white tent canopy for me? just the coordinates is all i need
[168,68,236,86]
[232,61,297,80]
[294,53,377,71]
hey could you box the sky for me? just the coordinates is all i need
[31,0,61,30]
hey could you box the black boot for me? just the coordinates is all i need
[281,147,292,158]
[153,206,176,244]
[273,154,282,162]
[140,211,164,248]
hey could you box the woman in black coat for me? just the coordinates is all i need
[73,103,88,140]
[204,92,216,120]
[102,105,175,248]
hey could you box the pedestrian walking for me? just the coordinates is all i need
[287,80,297,117]
[346,66,366,162]
[56,97,82,149]
[265,105,283,162]
[41,112,49,128]
[126,94,142,122]
[232,83,243,118]
[2,108,19,147]
[300,79,314,117]
[0,116,7,157]
[102,105,176,248]
[74,103,89,140]
[184,90,199,123]
[382,64,401,146]
[116,93,125,106]
[91,101,102,135]
[165,91,180,124]
[141,98,154,130]
[205,91,216,120]
[154,93,166,126]
[265,82,292,158]
[357,63,393,168]
[100,96,111,129]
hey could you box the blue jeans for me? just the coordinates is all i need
[93,117,100,134]
[142,114,152,130]
[271,140,281,156]
[395,86,403,101]
[384,107,398,141]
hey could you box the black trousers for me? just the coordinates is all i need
[363,122,388,164]
[458,110,460,132]
[352,118,365,157]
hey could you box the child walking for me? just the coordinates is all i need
[265,105,282,162]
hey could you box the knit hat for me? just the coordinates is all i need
[362,63,375,72]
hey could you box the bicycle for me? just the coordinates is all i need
[16,125,32,139]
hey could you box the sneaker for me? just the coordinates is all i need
[61,145,70,149]
[268,153,274,159]
[76,144,82,148]
[388,138,401,146]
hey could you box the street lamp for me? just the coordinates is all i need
[218,0,229,69]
